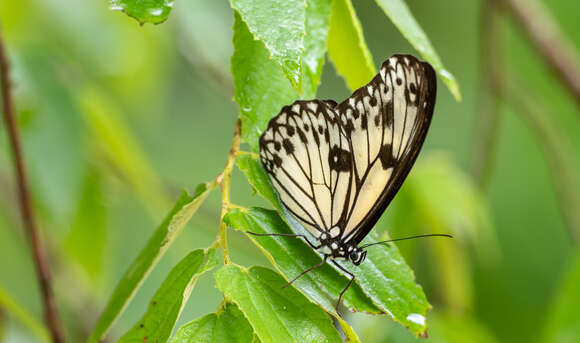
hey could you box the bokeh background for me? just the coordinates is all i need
[1,0,579,342]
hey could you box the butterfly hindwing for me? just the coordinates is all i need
[259,100,354,239]
[260,54,437,245]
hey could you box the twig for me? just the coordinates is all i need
[216,119,242,264]
[495,75,580,244]
[504,0,580,106]
[471,0,503,189]
[0,27,65,342]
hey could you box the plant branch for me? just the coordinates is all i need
[217,119,242,264]
[0,28,65,342]
[471,0,503,189]
[493,74,580,244]
[504,0,580,106]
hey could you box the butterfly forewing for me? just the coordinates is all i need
[259,54,436,246]
[341,55,437,244]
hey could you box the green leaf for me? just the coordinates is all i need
[223,207,380,315]
[236,154,283,212]
[232,12,299,151]
[224,207,430,336]
[231,2,331,150]
[229,0,305,91]
[338,234,429,336]
[109,0,174,25]
[87,184,215,343]
[0,286,50,342]
[214,265,342,343]
[119,248,218,343]
[302,0,333,98]
[327,0,376,91]
[170,303,256,343]
[542,252,580,343]
[373,0,461,101]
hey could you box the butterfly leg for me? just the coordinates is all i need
[281,255,328,289]
[245,231,320,249]
[330,260,355,316]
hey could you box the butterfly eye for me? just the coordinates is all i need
[349,251,359,262]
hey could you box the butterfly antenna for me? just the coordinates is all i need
[360,234,452,249]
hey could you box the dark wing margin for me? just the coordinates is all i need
[343,54,437,245]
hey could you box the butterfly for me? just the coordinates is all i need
[252,54,450,312]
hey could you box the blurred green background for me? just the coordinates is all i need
[1,0,579,342]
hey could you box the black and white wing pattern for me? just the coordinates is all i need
[259,100,354,238]
[259,54,437,246]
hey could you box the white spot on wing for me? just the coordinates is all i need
[307,102,318,112]
[329,227,341,238]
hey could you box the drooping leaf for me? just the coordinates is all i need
[169,302,256,343]
[231,12,299,152]
[327,0,376,91]
[119,248,218,343]
[302,0,333,98]
[542,252,580,343]
[109,0,175,25]
[87,184,215,343]
[374,0,461,101]
[223,207,380,315]
[229,0,305,91]
[214,265,342,343]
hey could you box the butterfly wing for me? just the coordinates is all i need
[259,54,436,245]
[259,100,354,238]
[338,54,437,245]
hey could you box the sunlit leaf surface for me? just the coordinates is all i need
[230,0,305,91]
[302,0,332,97]
[231,12,299,151]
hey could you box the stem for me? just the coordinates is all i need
[471,0,503,189]
[217,119,242,264]
[504,0,580,106]
[0,28,65,342]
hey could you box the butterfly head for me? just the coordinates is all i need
[346,245,366,265]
